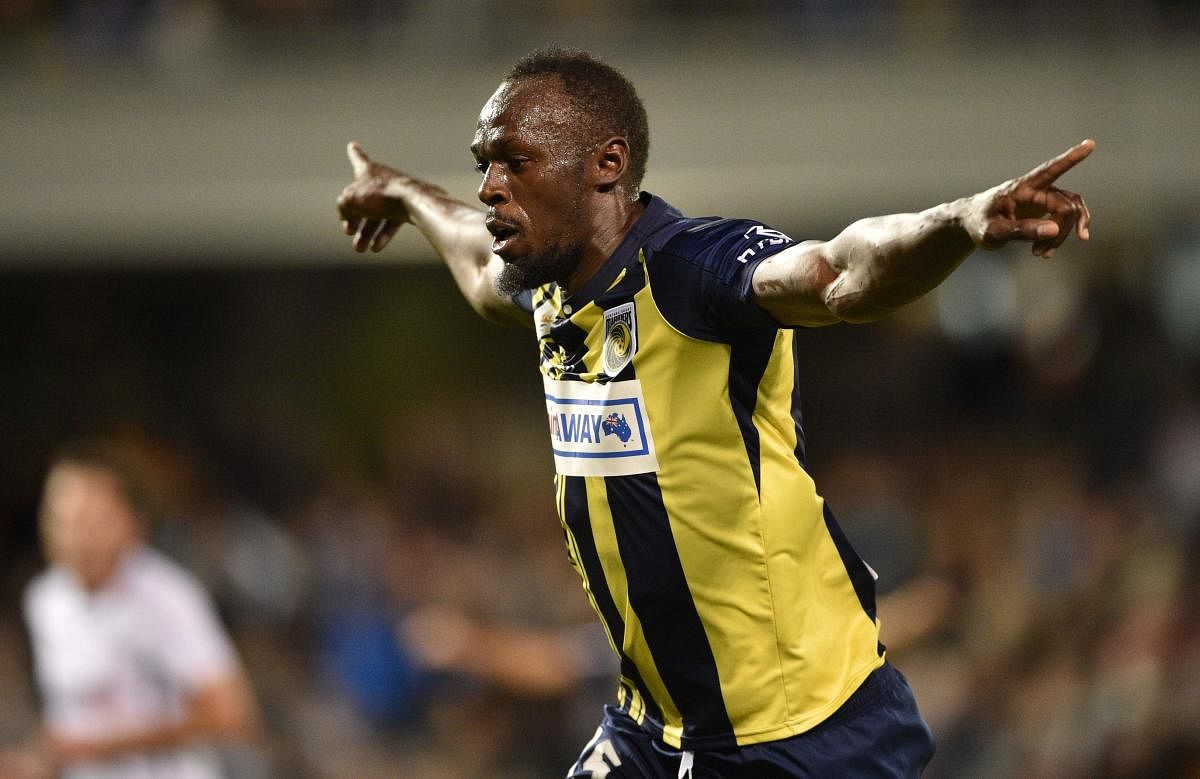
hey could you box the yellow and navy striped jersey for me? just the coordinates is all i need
[514,193,884,750]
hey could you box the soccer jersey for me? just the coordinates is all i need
[516,193,885,750]
[24,546,239,779]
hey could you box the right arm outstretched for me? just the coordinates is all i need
[336,142,527,326]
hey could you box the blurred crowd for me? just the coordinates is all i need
[2,0,1198,72]
[0,231,1196,777]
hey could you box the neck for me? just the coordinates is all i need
[562,191,644,296]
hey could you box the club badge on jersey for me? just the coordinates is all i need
[603,302,637,377]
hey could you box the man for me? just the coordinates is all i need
[0,442,261,779]
[336,48,1092,777]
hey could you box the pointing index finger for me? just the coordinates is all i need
[347,141,371,177]
[1024,138,1095,187]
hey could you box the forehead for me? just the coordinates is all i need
[44,464,123,508]
[472,77,575,151]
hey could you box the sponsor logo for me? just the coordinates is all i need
[603,302,637,377]
[544,378,659,477]
[735,225,792,263]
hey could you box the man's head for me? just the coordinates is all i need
[39,441,148,590]
[471,48,649,294]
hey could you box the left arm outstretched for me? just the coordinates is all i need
[752,139,1094,326]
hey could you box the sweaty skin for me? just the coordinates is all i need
[750,139,1094,325]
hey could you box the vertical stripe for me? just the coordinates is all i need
[726,328,780,494]
[822,503,880,627]
[788,339,808,467]
[605,475,736,744]
[561,475,664,725]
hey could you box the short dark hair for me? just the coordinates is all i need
[506,47,650,192]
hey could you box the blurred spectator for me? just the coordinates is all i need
[0,441,262,779]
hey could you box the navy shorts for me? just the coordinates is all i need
[567,663,934,778]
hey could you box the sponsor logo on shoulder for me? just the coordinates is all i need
[602,302,637,377]
[544,377,659,477]
[736,225,792,263]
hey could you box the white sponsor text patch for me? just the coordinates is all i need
[544,377,659,477]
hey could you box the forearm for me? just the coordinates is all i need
[385,177,524,325]
[818,195,982,323]
[756,141,1093,326]
[50,674,259,765]
[59,721,207,762]
[339,143,527,325]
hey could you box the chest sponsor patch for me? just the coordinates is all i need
[544,377,659,477]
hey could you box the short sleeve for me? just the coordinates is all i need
[141,561,239,692]
[648,218,796,341]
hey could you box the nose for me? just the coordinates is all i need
[476,164,509,207]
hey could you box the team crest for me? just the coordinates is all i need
[603,302,637,377]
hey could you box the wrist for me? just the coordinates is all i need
[944,180,1009,246]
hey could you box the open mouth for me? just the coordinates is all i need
[485,218,519,255]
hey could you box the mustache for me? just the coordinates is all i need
[485,213,520,236]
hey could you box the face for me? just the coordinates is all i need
[472,78,593,294]
[40,463,140,590]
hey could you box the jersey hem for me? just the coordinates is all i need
[622,654,887,751]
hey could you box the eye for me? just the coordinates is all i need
[474,160,489,174]
[508,156,529,173]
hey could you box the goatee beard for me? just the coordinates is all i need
[495,242,584,296]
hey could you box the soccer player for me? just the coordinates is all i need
[0,442,261,779]
[336,48,1092,777]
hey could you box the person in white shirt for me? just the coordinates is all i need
[0,442,261,779]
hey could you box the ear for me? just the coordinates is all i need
[593,136,630,191]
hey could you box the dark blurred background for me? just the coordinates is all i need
[1,1,1199,777]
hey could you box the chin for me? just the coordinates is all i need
[496,256,551,295]
[497,240,582,295]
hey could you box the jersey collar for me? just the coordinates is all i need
[561,192,682,311]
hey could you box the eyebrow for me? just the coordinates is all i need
[470,133,519,158]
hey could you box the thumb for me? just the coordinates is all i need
[347,141,370,177]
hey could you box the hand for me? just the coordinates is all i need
[979,139,1094,258]
[336,142,412,253]
[400,605,479,670]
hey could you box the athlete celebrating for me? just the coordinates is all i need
[336,48,1092,778]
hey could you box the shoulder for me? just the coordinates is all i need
[24,567,74,620]
[647,216,795,283]
[124,547,212,614]
[125,548,239,682]
[643,216,792,340]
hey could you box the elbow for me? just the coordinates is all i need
[822,274,893,324]
[463,273,505,323]
[465,261,524,326]
[472,293,520,326]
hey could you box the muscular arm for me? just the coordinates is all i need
[337,143,527,326]
[752,140,1094,326]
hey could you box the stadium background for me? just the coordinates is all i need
[1,2,1198,776]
